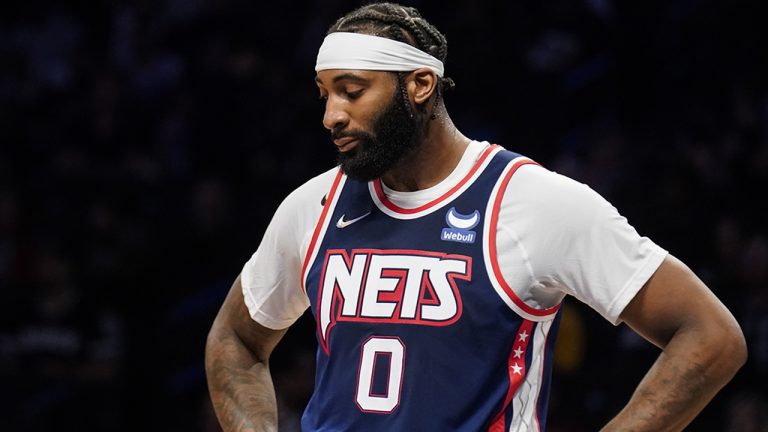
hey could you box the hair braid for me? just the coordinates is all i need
[327,2,456,95]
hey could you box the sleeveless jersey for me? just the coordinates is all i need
[301,146,562,431]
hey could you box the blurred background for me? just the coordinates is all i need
[1,0,766,430]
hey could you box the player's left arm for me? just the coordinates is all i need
[601,254,747,431]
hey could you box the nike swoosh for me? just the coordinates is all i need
[336,212,371,229]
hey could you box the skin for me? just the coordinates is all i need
[206,275,285,432]
[317,67,471,191]
[205,67,747,431]
[603,255,747,431]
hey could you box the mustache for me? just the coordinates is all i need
[331,129,371,141]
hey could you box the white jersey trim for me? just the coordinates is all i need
[510,319,555,432]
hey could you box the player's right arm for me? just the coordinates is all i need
[205,167,337,431]
[205,274,287,432]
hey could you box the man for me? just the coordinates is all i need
[205,3,747,431]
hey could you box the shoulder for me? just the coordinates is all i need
[502,162,610,229]
[271,166,341,228]
[259,165,341,254]
[280,166,340,211]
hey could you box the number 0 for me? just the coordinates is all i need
[355,336,405,413]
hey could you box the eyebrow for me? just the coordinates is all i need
[314,72,370,85]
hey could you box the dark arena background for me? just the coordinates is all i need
[1,1,767,431]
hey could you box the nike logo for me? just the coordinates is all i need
[336,212,371,229]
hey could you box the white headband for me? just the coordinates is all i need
[315,32,444,77]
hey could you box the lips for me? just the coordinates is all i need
[333,137,359,152]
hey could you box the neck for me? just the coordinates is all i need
[380,111,470,192]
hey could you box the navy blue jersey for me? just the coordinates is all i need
[301,146,562,431]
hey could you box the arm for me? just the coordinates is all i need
[205,275,289,432]
[601,255,747,431]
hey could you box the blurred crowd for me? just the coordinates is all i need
[1,0,766,431]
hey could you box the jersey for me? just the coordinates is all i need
[301,145,560,430]
[241,141,668,431]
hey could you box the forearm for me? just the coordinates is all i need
[205,329,279,432]
[601,327,745,431]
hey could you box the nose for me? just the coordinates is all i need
[322,97,349,131]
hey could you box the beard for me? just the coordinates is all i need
[334,88,419,181]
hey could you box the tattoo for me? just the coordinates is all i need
[206,332,279,432]
[604,348,714,432]
[652,362,707,425]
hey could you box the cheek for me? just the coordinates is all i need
[353,86,397,131]
[353,106,383,133]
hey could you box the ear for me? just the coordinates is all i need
[408,68,438,106]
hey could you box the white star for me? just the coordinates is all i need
[513,347,524,359]
[511,363,523,375]
[518,331,529,342]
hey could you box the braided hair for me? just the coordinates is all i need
[327,2,455,118]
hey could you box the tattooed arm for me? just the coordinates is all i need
[601,255,747,431]
[205,275,289,432]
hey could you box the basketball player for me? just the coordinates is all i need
[205,3,746,431]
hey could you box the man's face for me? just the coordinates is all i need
[316,70,419,181]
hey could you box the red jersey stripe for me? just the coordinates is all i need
[488,159,561,317]
[372,144,499,215]
[489,320,536,431]
[301,168,345,293]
